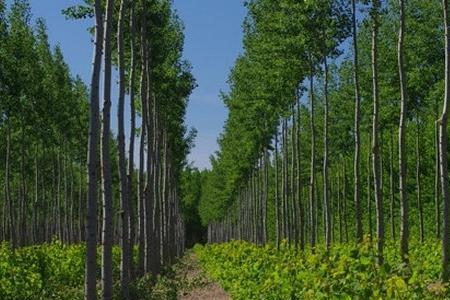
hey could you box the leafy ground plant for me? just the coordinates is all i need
[195,239,449,300]
[0,242,179,300]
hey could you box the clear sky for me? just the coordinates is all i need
[5,0,247,169]
[173,0,246,169]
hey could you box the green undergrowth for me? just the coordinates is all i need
[195,239,449,299]
[0,241,180,300]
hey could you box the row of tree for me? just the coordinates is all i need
[0,0,196,299]
[200,0,450,281]
[0,0,90,249]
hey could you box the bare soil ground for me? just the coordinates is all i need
[176,252,230,300]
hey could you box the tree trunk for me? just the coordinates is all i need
[117,0,130,298]
[309,70,316,250]
[323,57,331,250]
[441,0,450,282]
[33,148,38,244]
[275,127,280,248]
[371,0,384,265]
[19,130,27,247]
[63,153,68,243]
[398,0,409,264]
[343,161,349,243]
[5,124,15,249]
[85,0,104,298]
[296,99,305,250]
[337,169,342,243]
[263,150,268,244]
[416,117,424,243]
[291,104,298,247]
[161,128,169,263]
[282,118,288,242]
[281,121,285,241]
[137,1,149,275]
[149,77,161,276]
[389,131,396,241]
[352,0,363,243]
[57,151,63,242]
[140,1,153,274]
[367,142,373,242]
[435,96,441,239]
[70,160,74,243]
[138,124,146,277]
[127,2,137,280]
[78,161,84,243]
[101,0,115,297]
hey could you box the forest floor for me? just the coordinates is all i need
[176,251,230,300]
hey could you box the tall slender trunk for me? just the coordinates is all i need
[281,121,285,241]
[435,96,441,239]
[343,160,349,243]
[416,116,424,243]
[138,124,146,277]
[367,141,373,242]
[140,1,153,274]
[63,153,68,243]
[41,161,47,243]
[85,1,104,298]
[117,0,130,298]
[371,0,384,265]
[149,79,161,276]
[309,70,316,250]
[283,118,289,242]
[263,150,268,244]
[352,0,363,243]
[296,99,305,250]
[52,160,57,238]
[337,169,342,243]
[275,127,280,248]
[161,128,169,262]
[70,160,74,243]
[33,148,38,244]
[398,0,409,264]
[389,131,396,241]
[19,130,26,246]
[79,160,84,243]
[323,58,331,250]
[256,160,261,244]
[138,0,149,275]
[101,0,115,297]
[251,169,256,243]
[127,3,137,280]
[441,0,450,282]
[57,151,62,242]
[2,173,6,242]
[5,124,15,249]
[291,105,298,247]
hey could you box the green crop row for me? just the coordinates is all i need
[0,242,177,300]
[195,239,449,299]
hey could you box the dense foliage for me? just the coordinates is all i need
[196,240,448,299]
[180,166,207,247]
[0,242,185,300]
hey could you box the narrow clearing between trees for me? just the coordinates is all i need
[176,252,230,300]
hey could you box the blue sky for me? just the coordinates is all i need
[5,0,247,169]
[173,1,246,169]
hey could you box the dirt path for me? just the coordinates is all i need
[176,252,230,300]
